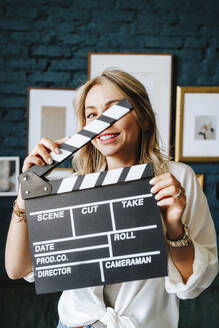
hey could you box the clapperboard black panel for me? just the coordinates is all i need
[19,99,168,294]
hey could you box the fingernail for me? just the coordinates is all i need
[150,186,155,193]
[55,148,61,154]
[48,158,53,165]
[155,194,159,200]
[157,201,162,206]
[149,178,155,185]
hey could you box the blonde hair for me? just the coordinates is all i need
[73,69,169,176]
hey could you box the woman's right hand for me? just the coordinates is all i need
[22,136,68,173]
[17,137,68,206]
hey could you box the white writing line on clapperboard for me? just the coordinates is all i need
[33,224,157,246]
[35,250,160,268]
[29,193,152,216]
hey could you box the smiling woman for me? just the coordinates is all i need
[5,69,218,328]
[74,69,165,177]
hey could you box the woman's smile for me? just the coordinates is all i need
[97,132,120,144]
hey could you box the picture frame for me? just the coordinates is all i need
[175,86,219,162]
[196,174,204,189]
[0,157,19,196]
[88,52,173,155]
[27,88,77,155]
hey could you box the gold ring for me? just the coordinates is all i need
[174,187,183,199]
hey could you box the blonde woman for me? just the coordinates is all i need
[5,70,218,328]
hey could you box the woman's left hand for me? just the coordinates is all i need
[149,173,186,240]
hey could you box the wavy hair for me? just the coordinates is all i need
[73,69,169,176]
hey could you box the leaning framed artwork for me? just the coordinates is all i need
[175,86,219,162]
[27,88,77,155]
[88,52,173,155]
[0,157,19,196]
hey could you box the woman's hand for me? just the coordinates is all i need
[22,137,68,173]
[16,137,68,207]
[149,173,186,240]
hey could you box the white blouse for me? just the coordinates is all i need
[25,161,218,328]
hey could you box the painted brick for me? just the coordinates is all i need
[5,7,38,18]
[71,71,87,87]
[143,36,183,49]
[50,58,86,71]
[87,21,122,33]
[27,71,71,83]
[201,26,219,38]
[0,32,8,43]
[0,18,31,31]
[137,11,178,24]
[153,0,180,11]
[161,24,199,36]
[74,47,95,58]
[6,58,48,70]
[177,49,203,61]
[0,58,6,68]
[0,97,25,109]
[72,0,114,8]
[3,108,26,121]
[4,136,26,146]
[92,9,135,22]
[184,37,208,48]
[211,209,219,231]
[0,45,20,56]
[31,45,72,57]
[179,11,219,25]
[0,122,25,137]
[0,71,25,82]
[135,23,163,35]
[116,0,153,10]
[0,83,27,96]
[204,174,219,208]
[56,33,83,45]
[9,31,42,43]
[0,109,5,119]
[48,8,90,20]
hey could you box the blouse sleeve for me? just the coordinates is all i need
[165,162,218,299]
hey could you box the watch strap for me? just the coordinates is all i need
[166,224,191,247]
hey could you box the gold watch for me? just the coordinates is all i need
[166,224,191,247]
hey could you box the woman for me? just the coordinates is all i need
[5,70,218,328]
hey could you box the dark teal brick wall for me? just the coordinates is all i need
[0,0,219,326]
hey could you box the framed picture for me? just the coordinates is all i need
[175,86,219,162]
[0,157,19,196]
[88,52,173,155]
[196,174,204,189]
[27,88,77,155]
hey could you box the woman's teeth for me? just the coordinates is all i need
[100,134,118,141]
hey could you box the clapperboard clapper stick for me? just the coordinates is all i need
[19,98,168,294]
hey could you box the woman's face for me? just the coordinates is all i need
[84,84,141,163]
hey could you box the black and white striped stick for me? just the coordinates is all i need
[28,98,133,178]
[48,163,153,196]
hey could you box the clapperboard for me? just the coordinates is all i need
[20,98,168,294]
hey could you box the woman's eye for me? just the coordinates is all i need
[86,113,95,119]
